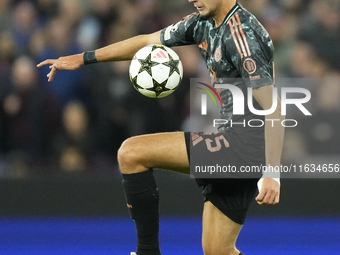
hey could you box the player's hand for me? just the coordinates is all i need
[255,178,280,205]
[36,53,84,82]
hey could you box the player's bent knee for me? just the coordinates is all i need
[117,137,147,174]
[117,138,138,172]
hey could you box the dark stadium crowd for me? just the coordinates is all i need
[0,0,339,178]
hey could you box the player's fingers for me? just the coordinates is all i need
[255,193,262,202]
[263,191,279,205]
[47,66,57,82]
[37,59,55,68]
[269,189,280,205]
[48,62,59,69]
[274,192,280,204]
[257,190,275,205]
[49,68,56,82]
[47,71,52,82]
[267,193,276,205]
[255,191,266,204]
[36,61,46,68]
[270,190,279,204]
[261,194,272,205]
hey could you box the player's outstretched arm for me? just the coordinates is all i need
[37,31,162,82]
[252,85,284,205]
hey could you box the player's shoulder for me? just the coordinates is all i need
[235,4,272,42]
[177,12,201,27]
[181,12,200,22]
[166,12,203,35]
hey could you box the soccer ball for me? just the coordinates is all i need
[129,44,183,98]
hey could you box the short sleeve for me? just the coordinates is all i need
[160,13,200,47]
[227,14,274,89]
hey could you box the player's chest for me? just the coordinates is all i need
[197,28,237,79]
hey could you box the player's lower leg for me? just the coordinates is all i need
[118,141,161,255]
[202,201,243,255]
[122,169,160,255]
[118,133,189,255]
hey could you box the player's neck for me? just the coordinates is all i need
[213,0,237,27]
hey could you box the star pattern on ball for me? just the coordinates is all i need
[148,79,171,97]
[152,45,166,51]
[130,75,143,90]
[163,54,180,76]
[138,53,158,76]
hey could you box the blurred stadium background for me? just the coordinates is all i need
[0,0,339,254]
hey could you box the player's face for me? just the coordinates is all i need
[188,0,220,19]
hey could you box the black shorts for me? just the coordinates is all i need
[184,131,263,225]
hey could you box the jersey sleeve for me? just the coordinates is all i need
[160,13,200,47]
[227,14,275,89]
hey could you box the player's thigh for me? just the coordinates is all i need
[202,201,242,255]
[118,132,189,174]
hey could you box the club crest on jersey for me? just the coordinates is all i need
[214,47,221,62]
[243,58,256,74]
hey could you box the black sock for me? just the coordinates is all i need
[122,169,161,255]
[239,252,245,255]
